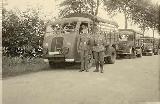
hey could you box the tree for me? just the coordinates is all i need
[130,1,159,39]
[2,8,46,57]
[59,0,101,17]
[158,5,160,34]
[103,0,159,34]
[148,3,159,38]
[103,0,137,29]
[130,0,150,35]
[130,0,158,35]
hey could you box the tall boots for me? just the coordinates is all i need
[93,61,103,73]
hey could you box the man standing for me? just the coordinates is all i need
[91,26,106,73]
[77,24,90,72]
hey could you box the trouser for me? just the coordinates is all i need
[80,50,89,71]
[93,51,105,71]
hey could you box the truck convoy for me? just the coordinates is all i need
[116,29,143,58]
[42,13,159,68]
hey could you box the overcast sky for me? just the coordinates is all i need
[3,0,160,38]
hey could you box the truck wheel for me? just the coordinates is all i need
[104,57,107,64]
[116,54,120,59]
[137,53,142,57]
[154,51,158,55]
[105,47,116,64]
[137,48,142,58]
[151,52,154,56]
[139,53,142,57]
[127,48,136,59]
[148,52,153,56]
[108,54,116,64]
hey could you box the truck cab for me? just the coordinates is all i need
[116,29,143,58]
[140,36,154,56]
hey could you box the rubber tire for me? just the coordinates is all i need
[105,47,116,64]
[137,53,142,58]
[127,48,136,59]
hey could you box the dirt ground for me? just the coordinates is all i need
[2,55,160,104]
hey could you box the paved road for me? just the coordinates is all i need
[3,55,160,104]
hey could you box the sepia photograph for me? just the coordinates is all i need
[1,0,160,104]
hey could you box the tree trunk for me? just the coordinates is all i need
[78,1,82,13]
[152,28,155,38]
[142,30,145,37]
[95,0,100,16]
[124,11,128,29]
[91,0,94,15]
[152,28,155,48]
[142,27,145,37]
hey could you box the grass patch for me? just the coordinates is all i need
[2,56,48,78]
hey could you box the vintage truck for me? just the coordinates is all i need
[140,36,154,56]
[116,29,143,58]
[42,13,119,68]
[153,38,160,55]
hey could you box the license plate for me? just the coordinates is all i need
[65,59,74,62]
[44,59,48,62]
[49,52,60,55]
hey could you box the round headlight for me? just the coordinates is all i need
[43,48,48,55]
[62,47,69,54]
[44,43,48,47]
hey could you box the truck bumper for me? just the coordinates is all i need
[43,54,65,62]
[43,54,75,63]
[142,52,153,56]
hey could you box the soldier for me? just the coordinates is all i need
[77,24,90,72]
[91,26,106,73]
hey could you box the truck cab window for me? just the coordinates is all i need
[79,23,89,34]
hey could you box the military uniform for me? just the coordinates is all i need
[92,32,106,73]
[78,32,90,72]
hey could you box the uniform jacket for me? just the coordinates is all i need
[78,33,90,51]
[91,33,106,52]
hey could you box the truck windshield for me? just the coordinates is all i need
[62,22,77,32]
[45,22,77,37]
[119,31,134,41]
[143,39,153,43]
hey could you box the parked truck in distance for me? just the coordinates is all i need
[116,29,143,59]
[153,38,160,55]
[140,36,160,56]
[140,36,154,56]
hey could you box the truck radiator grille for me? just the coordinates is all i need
[51,37,64,52]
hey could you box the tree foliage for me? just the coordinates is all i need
[131,0,158,30]
[2,8,46,57]
[103,0,140,29]
[59,0,100,17]
[103,0,159,32]
[103,0,135,15]
[158,6,160,33]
